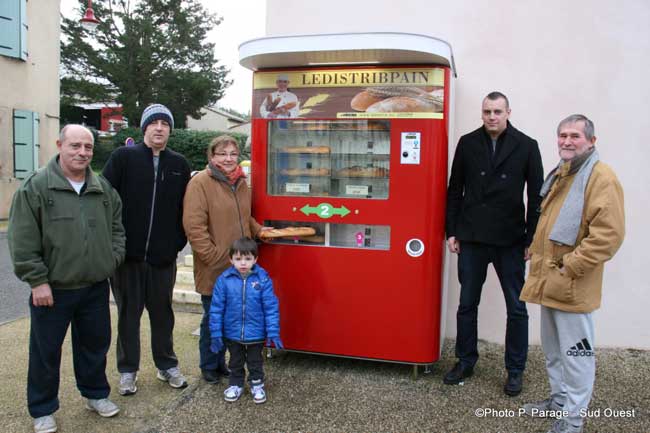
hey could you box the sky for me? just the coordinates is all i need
[60,0,267,114]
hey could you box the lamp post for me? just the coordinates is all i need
[80,0,100,31]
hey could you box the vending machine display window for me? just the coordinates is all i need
[264,220,390,250]
[267,120,390,199]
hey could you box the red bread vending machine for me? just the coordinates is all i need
[239,33,455,367]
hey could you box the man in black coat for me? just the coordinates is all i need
[103,104,191,396]
[444,92,543,396]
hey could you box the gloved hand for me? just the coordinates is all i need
[266,336,284,350]
[210,337,224,354]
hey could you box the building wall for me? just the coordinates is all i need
[265,0,650,348]
[0,0,61,218]
[228,122,251,137]
[186,107,245,132]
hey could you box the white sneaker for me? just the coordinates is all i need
[85,398,120,417]
[156,366,188,389]
[33,415,57,433]
[119,372,138,396]
[250,380,267,404]
[224,385,244,402]
[547,419,584,433]
[522,398,564,417]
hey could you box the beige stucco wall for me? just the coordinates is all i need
[186,107,247,133]
[0,0,61,218]
[265,0,650,348]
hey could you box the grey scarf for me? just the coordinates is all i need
[208,162,229,183]
[540,148,599,246]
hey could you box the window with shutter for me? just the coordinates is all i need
[13,109,39,179]
[0,0,27,60]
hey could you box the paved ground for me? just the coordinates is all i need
[0,231,30,324]
[1,307,648,433]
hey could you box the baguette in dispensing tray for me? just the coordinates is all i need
[259,227,317,239]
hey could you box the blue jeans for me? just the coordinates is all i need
[455,241,528,372]
[28,281,111,418]
[199,295,226,372]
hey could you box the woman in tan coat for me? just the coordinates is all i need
[183,135,264,384]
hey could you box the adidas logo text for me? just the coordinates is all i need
[566,338,594,357]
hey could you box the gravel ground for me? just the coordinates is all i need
[1,307,647,433]
[151,342,649,433]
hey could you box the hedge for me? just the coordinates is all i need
[91,128,250,172]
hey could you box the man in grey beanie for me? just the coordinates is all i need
[103,104,192,395]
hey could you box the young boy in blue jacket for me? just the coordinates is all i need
[209,237,283,403]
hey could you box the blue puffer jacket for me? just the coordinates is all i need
[209,264,280,343]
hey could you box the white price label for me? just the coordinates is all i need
[285,183,311,193]
[346,185,369,196]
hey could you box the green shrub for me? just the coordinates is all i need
[91,136,117,171]
[91,128,250,171]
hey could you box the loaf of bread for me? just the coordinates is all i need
[266,96,297,112]
[351,91,384,111]
[280,168,330,177]
[259,227,317,239]
[366,96,438,113]
[280,146,331,154]
[335,166,389,178]
[266,94,280,112]
[366,122,389,131]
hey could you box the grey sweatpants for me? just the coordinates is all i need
[541,306,595,427]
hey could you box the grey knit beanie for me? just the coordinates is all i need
[140,104,174,132]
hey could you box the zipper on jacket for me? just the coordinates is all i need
[232,182,245,236]
[240,276,247,340]
[144,159,160,261]
[79,192,89,269]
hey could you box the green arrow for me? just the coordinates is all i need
[300,203,350,219]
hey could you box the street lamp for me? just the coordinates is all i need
[80,0,100,31]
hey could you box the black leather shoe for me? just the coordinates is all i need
[504,371,523,396]
[443,362,474,385]
[201,369,220,384]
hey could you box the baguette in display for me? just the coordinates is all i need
[280,146,331,154]
[366,96,438,113]
[259,227,317,239]
[280,168,330,177]
[335,166,389,178]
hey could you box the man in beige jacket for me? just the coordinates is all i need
[519,114,625,433]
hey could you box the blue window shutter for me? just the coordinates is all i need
[13,109,35,179]
[33,112,40,169]
[19,0,27,60]
[0,0,20,59]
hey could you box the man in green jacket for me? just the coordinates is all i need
[8,124,126,433]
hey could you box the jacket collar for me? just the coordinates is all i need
[484,121,518,169]
[207,163,242,188]
[557,147,596,178]
[223,264,260,279]
[137,142,169,159]
[46,156,104,194]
